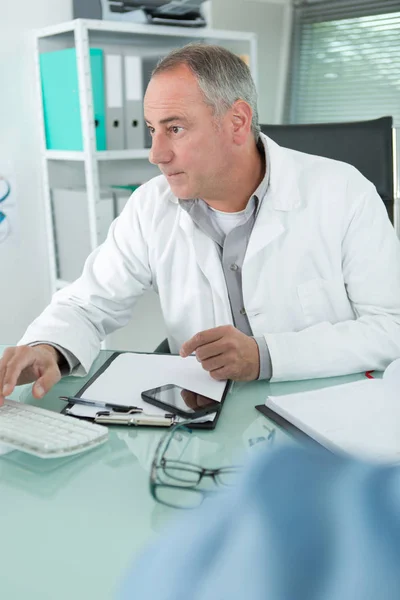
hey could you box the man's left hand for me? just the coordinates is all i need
[180,325,260,381]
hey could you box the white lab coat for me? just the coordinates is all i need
[20,134,400,381]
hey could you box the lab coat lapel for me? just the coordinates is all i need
[245,205,286,262]
[245,136,303,263]
[179,211,233,325]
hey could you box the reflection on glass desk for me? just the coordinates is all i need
[0,346,366,600]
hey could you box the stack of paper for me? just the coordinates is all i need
[265,358,400,463]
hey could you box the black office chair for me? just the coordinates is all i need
[154,338,171,354]
[261,116,395,223]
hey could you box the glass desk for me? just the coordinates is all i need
[0,346,365,600]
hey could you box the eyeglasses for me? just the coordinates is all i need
[150,422,241,509]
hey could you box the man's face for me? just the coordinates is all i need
[144,64,233,202]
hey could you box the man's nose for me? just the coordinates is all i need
[149,135,173,165]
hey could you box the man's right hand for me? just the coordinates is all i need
[0,344,62,406]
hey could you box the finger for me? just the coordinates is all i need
[200,353,227,373]
[180,390,200,410]
[196,338,228,362]
[0,348,17,390]
[1,347,34,399]
[209,366,230,381]
[195,394,215,408]
[32,365,61,399]
[180,327,226,358]
[0,349,15,404]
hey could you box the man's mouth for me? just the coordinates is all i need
[165,172,184,178]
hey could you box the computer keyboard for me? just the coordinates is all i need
[0,399,108,458]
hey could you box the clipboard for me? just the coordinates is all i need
[62,351,230,429]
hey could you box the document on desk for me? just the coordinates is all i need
[264,358,400,464]
[67,353,227,421]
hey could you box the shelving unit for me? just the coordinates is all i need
[34,18,258,296]
[45,149,150,161]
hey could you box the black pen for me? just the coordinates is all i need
[59,396,142,413]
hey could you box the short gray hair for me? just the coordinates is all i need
[152,43,261,141]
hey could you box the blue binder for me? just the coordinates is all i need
[40,48,106,151]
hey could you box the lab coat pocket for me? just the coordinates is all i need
[297,278,339,327]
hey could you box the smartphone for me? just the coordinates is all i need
[141,384,221,419]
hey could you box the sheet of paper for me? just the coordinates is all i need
[82,353,226,405]
[0,442,13,456]
[67,353,226,422]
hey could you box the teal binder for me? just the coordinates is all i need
[40,48,106,151]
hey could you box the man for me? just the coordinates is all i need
[1,44,400,404]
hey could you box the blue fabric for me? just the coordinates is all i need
[120,443,400,600]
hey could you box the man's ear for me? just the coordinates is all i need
[231,100,253,144]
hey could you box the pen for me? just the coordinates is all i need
[59,396,142,413]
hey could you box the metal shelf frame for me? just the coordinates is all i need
[34,18,258,298]
[34,18,258,45]
[45,149,151,161]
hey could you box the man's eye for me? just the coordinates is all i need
[147,127,155,135]
[171,126,183,134]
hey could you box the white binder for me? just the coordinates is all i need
[141,55,162,148]
[123,54,145,149]
[113,188,131,216]
[105,53,125,150]
[52,187,114,283]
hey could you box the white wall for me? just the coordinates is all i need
[211,0,293,124]
[0,0,292,349]
[0,1,72,344]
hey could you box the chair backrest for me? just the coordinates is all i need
[261,117,394,223]
[154,338,171,354]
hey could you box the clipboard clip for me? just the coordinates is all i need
[93,411,177,427]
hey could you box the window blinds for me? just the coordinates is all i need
[286,1,400,126]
